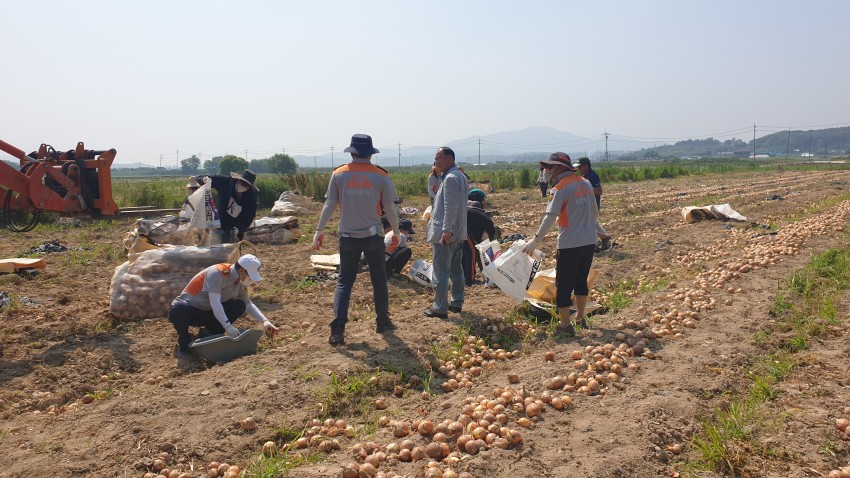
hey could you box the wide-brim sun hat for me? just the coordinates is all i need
[186,176,200,188]
[343,134,380,156]
[229,169,259,191]
[539,152,576,171]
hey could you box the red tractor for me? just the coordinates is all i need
[0,138,171,231]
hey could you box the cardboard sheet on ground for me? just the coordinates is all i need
[311,253,340,270]
[0,258,46,274]
[526,267,598,304]
[524,297,602,319]
[682,204,747,223]
[476,239,543,303]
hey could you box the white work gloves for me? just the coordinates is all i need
[312,231,325,250]
[224,323,240,338]
[522,237,539,256]
[202,176,211,185]
[262,319,279,337]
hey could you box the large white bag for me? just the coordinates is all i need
[476,239,544,302]
[408,259,433,287]
[187,182,220,229]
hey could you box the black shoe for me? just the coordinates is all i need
[579,318,589,329]
[448,305,462,314]
[555,323,576,337]
[329,333,345,345]
[376,320,397,334]
[423,309,448,319]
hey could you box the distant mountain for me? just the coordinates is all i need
[638,126,850,160]
[755,126,850,156]
[293,126,650,168]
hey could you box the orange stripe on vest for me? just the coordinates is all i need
[184,263,232,296]
[550,175,585,228]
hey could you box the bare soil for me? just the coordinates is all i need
[1,168,850,478]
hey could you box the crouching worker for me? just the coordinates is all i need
[385,218,415,275]
[168,253,279,358]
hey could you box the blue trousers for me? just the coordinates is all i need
[431,240,465,313]
[332,235,389,332]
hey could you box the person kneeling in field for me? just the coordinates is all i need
[168,253,279,358]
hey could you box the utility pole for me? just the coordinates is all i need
[604,131,609,164]
[159,154,163,169]
[398,142,401,168]
[331,146,334,169]
[313,155,317,169]
[785,127,791,159]
[176,149,179,170]
[752,123,756,160]
[478,137,481,166]
[245,149,249,162]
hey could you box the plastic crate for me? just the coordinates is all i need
[189,328,263,363]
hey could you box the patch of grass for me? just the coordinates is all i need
[94,314,138,334]
[34,439,64,454]
[784,332,808,352]
[749,375,776,401]
[246,452,324,478]
[768,292,792,318]
[690,399,757,475]
[272,425,303,443]
[295,365,320,382]
[290,278,316,290]
[247,427,324,478]
[787,270,812,297]
[822,441,839,458]
[86,389,115,401]
[313,369,399,419]
[249,364,272,375]
[431,323,472,362]
[602,288,632,313]
[752,330,771,345]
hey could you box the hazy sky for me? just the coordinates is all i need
[3,1,849,165]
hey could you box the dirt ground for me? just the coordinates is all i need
[2,167,850,478]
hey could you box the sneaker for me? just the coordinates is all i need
[376,320,397,334]
[423,309,448,319]
[174,347,192,359]
[448,305,462,314]
[601,237,612,251]
[555,323,576,337]
[328,333,345,345]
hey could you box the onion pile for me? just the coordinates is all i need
[436,336,520,392]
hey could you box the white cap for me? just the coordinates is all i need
[237,254,262,282]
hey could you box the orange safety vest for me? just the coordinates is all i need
[549,174,592,228]
[184,263,232,296]
[333,162,388,217]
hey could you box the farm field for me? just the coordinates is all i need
[2,168,850,477]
